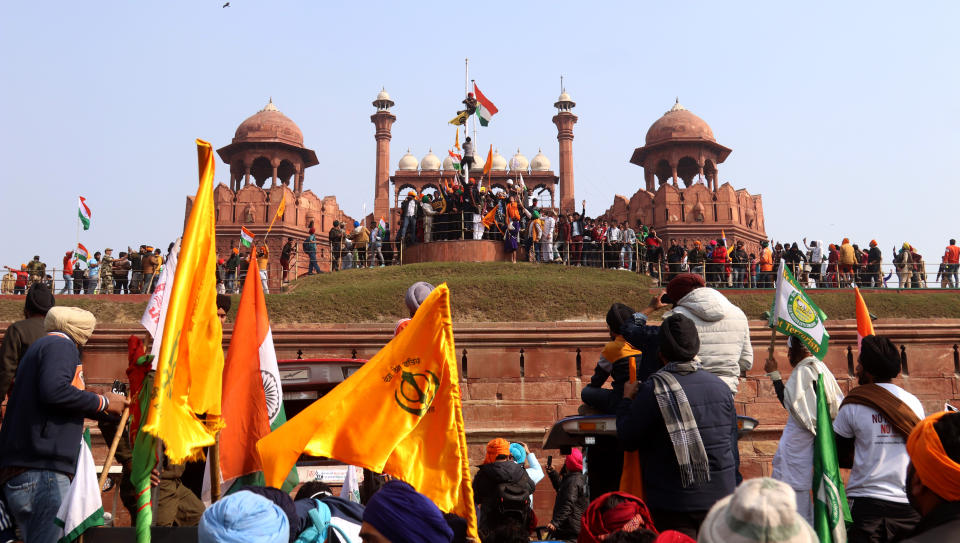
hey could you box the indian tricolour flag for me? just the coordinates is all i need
[240,226,254,248]
[769,260,830,360]
[473,82,498,126]
[377,216,387,238]
[78,196,91,231]
[204,254,297,500]
[55,429,104,542]
[75,243,90,263]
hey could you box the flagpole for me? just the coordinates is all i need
[98,407,131,489]
[210,431,222,502]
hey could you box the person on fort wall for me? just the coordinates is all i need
[944,238,960,289]
[349,220,370,269]
[569,201,586,266]
[867,240,883,288]
[280,236,296,283]
[305,223,322,274]
[421,194,438,243]
[833,335,924,543]
[397,190,420,247]
[256,244,270,292]
[758,240,774,288]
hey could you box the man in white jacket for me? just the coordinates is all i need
[661,273,753,394]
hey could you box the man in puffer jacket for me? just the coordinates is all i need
[661,273,753,395]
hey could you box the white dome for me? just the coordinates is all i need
[558,92,572,103]
[490,150,508,171]
[420,149,441,171]
[398,149,418,171]
[472,154,485,172]
[530,148,551,171]
[509,149,529,172]
[376,88,391,102]
[442,155,456,171]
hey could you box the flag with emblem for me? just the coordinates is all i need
[473,82,498,126]
[78,196,92,230]
[813,372,852,542]
[55,429,104,542]
[240,226,254,248]
[257,284,477,539]
[205,255,296,498]
[769,261,829,360]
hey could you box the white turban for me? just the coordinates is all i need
[44,306,97,346]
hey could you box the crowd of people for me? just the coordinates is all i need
[2,274,960,542]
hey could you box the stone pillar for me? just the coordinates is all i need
[671,164,679,187]
[243,164,251,187]
[644,169,655,192]
[552,111,578,214]
[371,110,397,227]
[271,163,279,189]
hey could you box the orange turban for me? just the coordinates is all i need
[907,411,960,501]
[843,238,850,244]
[484,438,511,465]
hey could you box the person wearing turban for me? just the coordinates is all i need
[0,282,55,399]
[398,191,420,247]
[578,491,658,543]
[359,480,453,543]
[832,335,925,541]
[581,303,643,414]
[394,281,435,337]
[199,490,289,543]
[617,314,737,538]
[473,438,536,537]
[0,306,128,543]
[902,411,960,541]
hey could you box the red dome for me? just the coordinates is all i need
[233,100,304,147]
[645,101,715,145]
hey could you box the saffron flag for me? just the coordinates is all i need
[854,287,874,350]
[721,229,727,247]
[266,198,286,234]
[209,255,296,496]
[813,372,852,543]
[482,144,493,177]
[75,243,90,263]
[142,139,225,464]
[141,239,180,366]
[454,127,460,151]
[481,206,498,229]
[240,226,254,248]
[473,82,498,126]
[55,429,104,542]
[769,261,830,360]
[257,284,478,539]
[78,196,91,230]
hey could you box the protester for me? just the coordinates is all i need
[758,241,774,287]
[257,244,270,293]
[944,238,960,289]
[280,237,296,283]
[306,227,322,274]
[350,220,370,268]
[360,480,453,543]
[867,240,883,287]
[581,303,643,414]
[546,448,587,542]
[59,251,74,294]
[698,477,818,543]
[617,314,737,538]
[199,490,289,543]
[0,306,128,543]
[578,491,658,543]
[0,283,55,400]
[900,410,960,541]
[764,335,843,525]
[394,281,434,336]
[510,442,544,499]
[833,335,924,542]
[397,192,419,247]
[112,251,132,294]
[472,438,536,537]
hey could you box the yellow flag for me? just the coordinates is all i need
[142,139,225,464]
[448,111,469,126]
[266,197,285,234]
[257,284,477,539]
[454,126,460,150]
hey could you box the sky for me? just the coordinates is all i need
[2,1,959,271]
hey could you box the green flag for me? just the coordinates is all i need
[131,371,158,543]
[813,372,851,542]
[769,261,829,360]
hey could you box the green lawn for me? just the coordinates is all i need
[2,263,958,324]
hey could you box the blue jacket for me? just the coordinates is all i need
[616,366,736,512]
[0,334,107,476]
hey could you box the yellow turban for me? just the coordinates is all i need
[44,306,97,346]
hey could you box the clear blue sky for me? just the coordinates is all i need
[2,1,958,272]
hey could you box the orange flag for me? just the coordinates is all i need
[143,139,224,464]
[854,286,875,350]
[619,356,644,498]
[482,144,493,177]
[257,284,477,539]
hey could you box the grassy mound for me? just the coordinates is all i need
[1,263,958,324]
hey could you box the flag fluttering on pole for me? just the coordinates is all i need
[482,145,493,177]
[78,196,92,230]
[721,229,727,247]
[75,243,90,263]
[55,430,104,542]
[130,367,158,543]
[473,82,498,126]
[340,466,360,503]
[141,239,180,366]
[854,287,874,350]
[210,255,296,495]
[266,198,286,235]
[377,217,387,238]
[813,372,852,542]
[448,111,469,126]
[257,284,478,539]
[141,139,225,464]
[240,226,254,248]
[448,150,463,172]
[454,127,460,151]
[769,261,830,360]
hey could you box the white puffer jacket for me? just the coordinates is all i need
[663,287,753,393]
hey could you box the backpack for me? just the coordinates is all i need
[493,480,531,526]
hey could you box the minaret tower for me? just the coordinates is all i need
[371,88,396,224]
[552,88,577,214]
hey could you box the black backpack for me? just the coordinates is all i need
[493,481,531,526]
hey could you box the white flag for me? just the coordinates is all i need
[769,260,830,360]
[140,239,181,366]
[55,431,104,541]
[340,466,360,503]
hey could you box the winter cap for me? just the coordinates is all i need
[44,306,96,346]
[404,281,435,314]
[509,443,526,464]
[664,273,705,305]
[564,448,583,472]
[658,314,700,362]
[24,283,55,316]
[859,335,901,381]
[698,477,817,543]
[363,481,453,543]
[605,303,635,333]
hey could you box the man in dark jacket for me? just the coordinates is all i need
[0,283,54,400]
[900,410,960,542]
[0,306,128,543]
[616,314,737,539]
[473,438,536,537]
[546,448,587,542]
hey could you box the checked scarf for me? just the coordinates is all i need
[649,361,711,488]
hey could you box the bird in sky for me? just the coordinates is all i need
[222,2,230,7]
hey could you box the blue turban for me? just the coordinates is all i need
[238,485,298,542]
[199,490,289,543]
[363,481,453,543]
[354,220,360,227]
[510,443,526,464]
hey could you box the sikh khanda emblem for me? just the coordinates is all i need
[395,370,440,416]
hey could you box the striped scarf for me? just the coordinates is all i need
[649,361,711,488]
